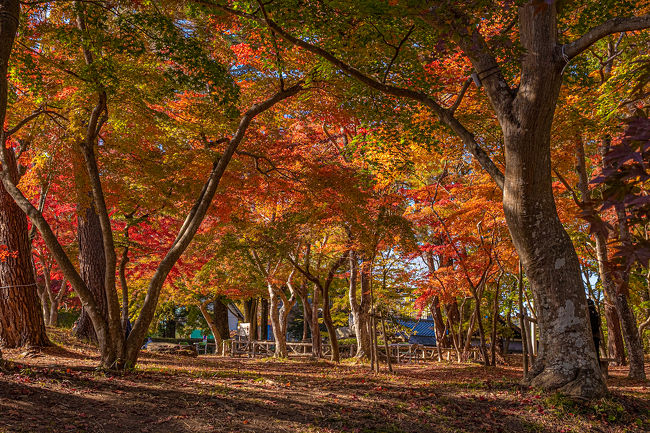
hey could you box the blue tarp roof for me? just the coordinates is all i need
[396,319,437,337]
[395,319,437,346]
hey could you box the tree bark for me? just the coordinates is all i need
[268,288,287,357]
[260,297,269,341]
[321,281,340,362]
[198,301,222,350]
[0,153,48,348]
[430,297,450,348]
[213,297,230,343]
[73,202,108,342]
[0,0,48,350]
[349,252,371,359]
[310,284,322,358]
[492,4,606,397]
[600,140,646,379]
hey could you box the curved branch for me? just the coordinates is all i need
[126,83,305,355]
[206,2,504,189]
[563,15,650,60]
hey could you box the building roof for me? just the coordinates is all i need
[395,318,437,337]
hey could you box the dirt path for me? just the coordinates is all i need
[1,331,648,433]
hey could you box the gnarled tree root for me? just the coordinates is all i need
[526,367,607,400]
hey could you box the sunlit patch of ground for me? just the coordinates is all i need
[1,328,648,433]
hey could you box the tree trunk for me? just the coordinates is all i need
[260,298,269,341]
[321,283,339,362]
[300,294,312,342]
[492,5,607,398]
[0,150,48,348]
[469,283,489,366]
[446,301,462,362]
[199,301,223,351]
[268,288,287,357]
[37,282,51,327]
[612,204,645,379]
[310,284,321,358]
[490,282,500,366]
[430,296,450,348]
[593,232,627,364]
[119,243,130,332]
[73,202,108,342]
[243,298,258,340]
[0,1,47,348]
[349,252,371,359]
[574,138,627,365]
[213,297,230,343]
[614,288,646,379]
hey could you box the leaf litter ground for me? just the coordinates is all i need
[1,329,648,433]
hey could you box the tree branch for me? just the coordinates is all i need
[127,82,305,355]
[383,25,414,84]
[208,2,505,189]
[6,109,59,137]
[563,15,650,60]
[448,78,472,114]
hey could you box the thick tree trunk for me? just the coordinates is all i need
[0,152,48,348]
[0,1,47,349]
[73,203,108,342]
[495,4,607,398]
[504,128,604,396]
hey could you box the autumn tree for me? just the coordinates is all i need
[203,0,650,397]
[0,0,48,349]
[0,0,307,368]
